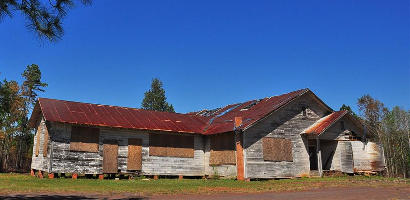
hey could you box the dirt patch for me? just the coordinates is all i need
[151,186,410,200]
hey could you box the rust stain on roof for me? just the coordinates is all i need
[29,89,314,135]
[304,110,347,135]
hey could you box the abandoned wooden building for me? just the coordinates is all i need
[28,88,385,180]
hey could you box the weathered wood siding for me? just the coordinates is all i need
[49,122,101,174]
[339,141,354,173]
[143,133,204,176]
[319,115,363,141]
[330,141,385,172]
[31,117,50,172]
[47,122,205,176]
[320,140,337,170]
[244,93,328,178]
[351,141,385,172]
[204,136,237,178]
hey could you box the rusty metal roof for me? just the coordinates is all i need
[30,98,208,134]
[201,89,310,134]
[303,110,347,135]
[29,88,320,135]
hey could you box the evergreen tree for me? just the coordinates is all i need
[141,78,174,113]
[21,64,48,108]
[0,0,91,41]
[339,104,358,118]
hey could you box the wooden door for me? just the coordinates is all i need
[127,138,142,170]
[103,140,118,173]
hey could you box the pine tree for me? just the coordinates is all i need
[339,104,358,118]
[0,0,91,41]
[141,78,175,113]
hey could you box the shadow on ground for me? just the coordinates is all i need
[0,194,147,200]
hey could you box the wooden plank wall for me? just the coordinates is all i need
[339,141,354,173]
[31,117,50,172]
[244,94,327,178]
[319,115,364,141]
[204,136,237,178]
[47,122,205,176]
[351,141,385,172]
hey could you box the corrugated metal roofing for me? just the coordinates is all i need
[201,89,310,134]
[29,88,318,135]
[303,110,347,135]
[32,98,208,134]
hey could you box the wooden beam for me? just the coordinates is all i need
[316,138,323,177]
[235,131,245,181]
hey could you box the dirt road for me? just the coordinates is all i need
[151,186,410,200]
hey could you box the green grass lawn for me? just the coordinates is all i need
[0,173,408,195]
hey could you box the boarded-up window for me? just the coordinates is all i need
[262,137,293,162]
[128,138,142,170]
[209,133,236,165]
[35,124,40,157]
[149,133,194,158]
[70,126,100,152]
[43,126,49,157]
[103,140,118,173]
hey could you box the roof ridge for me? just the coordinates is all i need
[38,97,200,117]
[187,88,309,115]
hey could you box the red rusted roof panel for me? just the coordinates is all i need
[34,89,313,135]
[203,89,309,134]
[38,98,208,134]
[304,110,347,135]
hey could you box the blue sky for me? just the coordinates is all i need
[1,0,409,114]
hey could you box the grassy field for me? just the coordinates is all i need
[0,173,408,196]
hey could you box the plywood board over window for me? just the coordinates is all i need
[70,126,100,152]
[128,138,142,170]
[103,140,118,173]
[149,133,194,158]
[262,137,293,162]
[209,132,236,165]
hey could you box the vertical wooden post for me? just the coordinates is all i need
[72,173,78,180]
[235,117,245,181]
[316,138,323,177]
[235,132,245,181]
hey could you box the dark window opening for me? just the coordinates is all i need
[302,106,307,117]
[341,121,345,131]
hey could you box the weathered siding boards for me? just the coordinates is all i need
[204,136,237,178]
[143,134,205,176]
[244,94,328,178]
[319,115,364,141]
[319,140,338,170]
[31,117,50,172]
[50,122,101,174]
[48,122,206,176]
[351,141,385,172]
